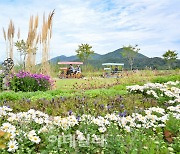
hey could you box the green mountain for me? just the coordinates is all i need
[50,48,180,69]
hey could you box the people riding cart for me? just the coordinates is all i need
[102,63,124,78]
[58,62,83,78]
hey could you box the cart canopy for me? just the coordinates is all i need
[102,63,124,66]
[58,62,83,65]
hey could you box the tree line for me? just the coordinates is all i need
[75,44,178,70]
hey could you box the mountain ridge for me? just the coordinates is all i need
[50,48,180,69]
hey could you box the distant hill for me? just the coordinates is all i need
[50,48,180,69]
[50,53,102,63]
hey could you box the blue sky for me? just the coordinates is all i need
[0,0,180,62]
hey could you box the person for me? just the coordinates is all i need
[67,64,75,76]
[75,65,81,74]
[114,66,118,73]
[69,64,75,73]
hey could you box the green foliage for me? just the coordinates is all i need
[10,76,50,92]
[0,89,74,101]
[163,50,178,69]
[165,115,180,135]
[15,39,37,70]
[9,72,53,92]
[15,40,28,70]
[0,70,178,116]
[121,44,140,70]
[0,71,179,153]
[152,74,180,83]
[0,91,21,101]
[104,129,171,154]
[75,43,94,63]
[0,90,158,117]
[15,40,28,55]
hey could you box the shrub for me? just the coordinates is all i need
[9,71,54,92]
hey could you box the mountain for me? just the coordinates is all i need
[50,48,180,69]
[50,53,102,63]
[50,55,77,62]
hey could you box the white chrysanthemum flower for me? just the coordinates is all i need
[105,114,118,121]
[67,115,78,126]
[167,100,175,104]
[1,122,12,130]
[27,130,41,144]
[92,134,100,141]
[28,130,36,136]
[53,116,61,125]
[146,90,159,98]
[35,117,44,124]
[7,140,18,152]
[28,109,36,114]
[60,118,70,130]
[168,147,174,152]
[38,126,48,134]
[31,136,41,144]
[76,130,86,141]
[7,113,17,122]
[2,106,13,112]
[98,127,107,133]
[125,126,131,132]
[167,105,180,113]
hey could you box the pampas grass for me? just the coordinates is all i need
[2,27,8,58]
[17,28,20,39]
[41,9,55,75]
[8,20,15,59]
[26,15,39,72]
[2,10,54,76]
[3,20,15,59]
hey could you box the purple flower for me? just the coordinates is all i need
[68,110,73,115]
[107,105,112,110]
[120,104,124,108]
[119,111,127,117]
[76,115,80,121]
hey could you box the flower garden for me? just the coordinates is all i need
[0,4,179,153]
[0,70,179,153]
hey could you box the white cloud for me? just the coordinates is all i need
[0,0,179,63]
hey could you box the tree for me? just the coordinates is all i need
[163,50,178,69]
[75,44,94,63]
[15,39,37,71]
[122,44,140,70]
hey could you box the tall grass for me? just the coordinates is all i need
[26,15,39,72]
[41,10,55,75]
[3,20,15,59]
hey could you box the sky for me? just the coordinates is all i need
[0,0,180,62]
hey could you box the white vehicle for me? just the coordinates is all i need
[102,63,124,78]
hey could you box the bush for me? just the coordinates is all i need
[9,71,54,92]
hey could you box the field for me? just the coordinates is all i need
[0,70,180,153]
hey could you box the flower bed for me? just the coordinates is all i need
[9,71,54,92]
[127,81,180,103]
[0,103,179,153]
[0,80,179,153]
